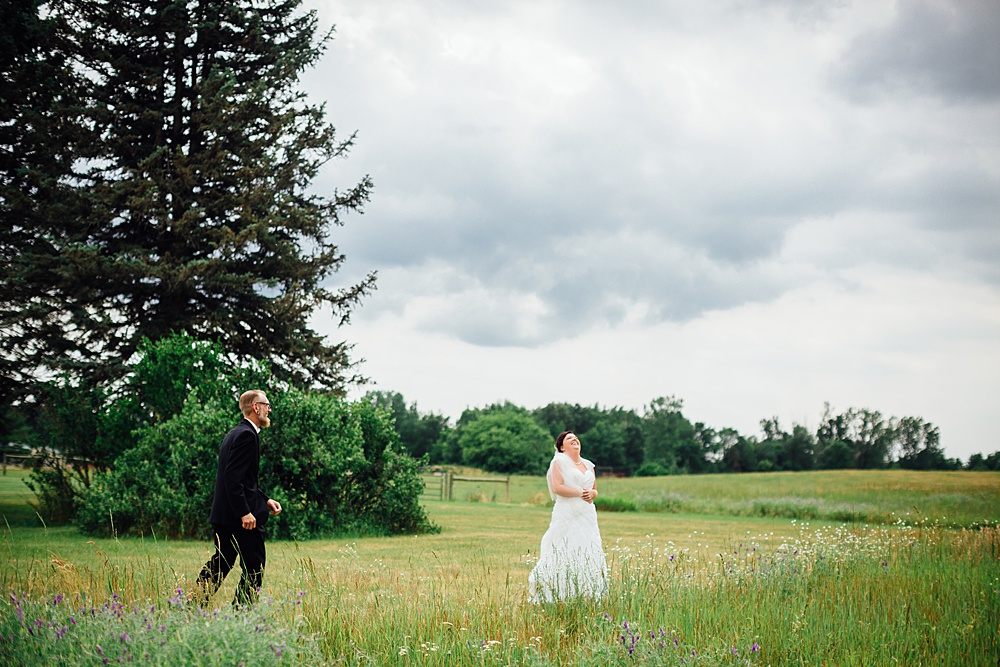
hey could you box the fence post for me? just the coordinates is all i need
[505,476,509,503]
[447,471,453,501]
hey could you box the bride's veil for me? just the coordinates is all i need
[545,452,575,501]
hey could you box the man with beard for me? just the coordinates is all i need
[195,390,282,605]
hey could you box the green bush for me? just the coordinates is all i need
[34,332,437,540]
[25,334,270,525]
[78,389,438,540]
[634,462,669,477]
[76,394,234,539]
[261,389,439,540]
[97,333,257,464]
[593,496,639,512]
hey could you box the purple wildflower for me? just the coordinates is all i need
[751,642,760,652]
[53,594,64,606]
[10,595,23,622]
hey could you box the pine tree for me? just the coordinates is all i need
[1,0,375,393]
[0,0,92,402]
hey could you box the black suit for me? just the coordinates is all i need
[197,418,271,605]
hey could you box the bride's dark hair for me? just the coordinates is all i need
[555,431,574,452]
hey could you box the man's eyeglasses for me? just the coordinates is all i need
[254,401,271,409]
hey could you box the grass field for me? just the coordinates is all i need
[2,467,999,666]
[432,468,999,527]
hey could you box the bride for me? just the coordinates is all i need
[528,431,608,603]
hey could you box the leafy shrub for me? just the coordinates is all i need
[76,394,234,539]
[25,334,270,525]
[78,389,438,540]
[593,496,639,512]
[97,333,260,463]
[634,462,669,477]
[262,389,438,539]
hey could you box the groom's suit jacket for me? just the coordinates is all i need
[208,418,271,529]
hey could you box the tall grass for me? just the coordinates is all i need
[3,468,998,665]
[3,512,997,665]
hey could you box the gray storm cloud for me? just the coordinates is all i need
[308,0,1000,348]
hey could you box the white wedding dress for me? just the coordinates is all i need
[528,453,608,603]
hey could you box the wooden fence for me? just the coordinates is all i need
[1,453,96,475]
[419,470,510,503]
[1,454,37,475]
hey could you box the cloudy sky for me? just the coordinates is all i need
[301,0,1000,461]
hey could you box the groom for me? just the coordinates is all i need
[195,390,282,605]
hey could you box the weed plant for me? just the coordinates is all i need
[0,590,324,666]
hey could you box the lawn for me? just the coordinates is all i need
[2,467,999,666]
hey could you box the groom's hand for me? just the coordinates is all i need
[267,499,282,516]
[241,512,256,530]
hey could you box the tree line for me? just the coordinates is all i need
[367,391,1000,476]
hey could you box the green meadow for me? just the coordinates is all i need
[2,467,998,666]
[434,468,998,527]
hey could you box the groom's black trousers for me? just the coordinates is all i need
[196,523,266,605]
